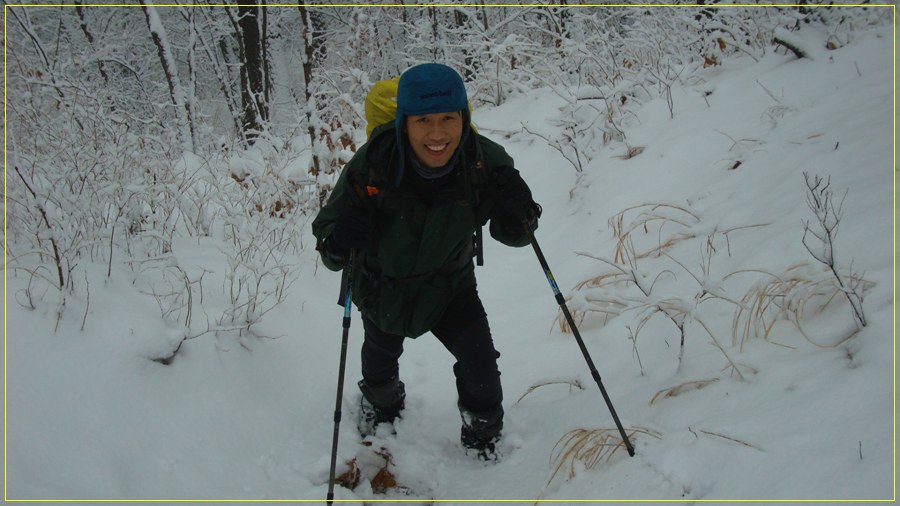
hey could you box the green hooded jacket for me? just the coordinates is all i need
[312,122,535,338]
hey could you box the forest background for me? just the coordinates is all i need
[6,3,892,313]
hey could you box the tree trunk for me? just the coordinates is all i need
[73,2,109,84]
[297,2,321,176]
[261,6,272,117]
[238,4,268,143]
[185,7,201,152]
[141,1,195,153]
[193,7,245,144]
[430,6,441,61]
[455,9,475,82]
[479,0,490,32]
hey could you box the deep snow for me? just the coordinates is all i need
[5,25,896,503]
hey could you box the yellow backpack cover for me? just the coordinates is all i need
[364,77,401,139]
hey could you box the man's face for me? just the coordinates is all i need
[404,111,464,169]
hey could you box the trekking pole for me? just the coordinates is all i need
[524,218,635,457]
[326,251,355,505]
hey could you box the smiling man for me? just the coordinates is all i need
[312,63,539,460]
[405,110,464,170]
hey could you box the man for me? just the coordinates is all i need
[312,63,539,460]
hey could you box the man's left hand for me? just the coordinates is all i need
[495,167,533,221]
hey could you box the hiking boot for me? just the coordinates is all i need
[357,377,405,437]
[461,427,501,461]
[459,401,503,461]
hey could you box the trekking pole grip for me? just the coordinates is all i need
[524,223,636,457]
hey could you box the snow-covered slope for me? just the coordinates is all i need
[5,27,895,502]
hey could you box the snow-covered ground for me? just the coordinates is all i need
[5,26,895,502]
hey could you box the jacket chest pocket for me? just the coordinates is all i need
[379,196,426,238]
[416,200,476,268]
[374,197,475,277]
[380,193,468,235]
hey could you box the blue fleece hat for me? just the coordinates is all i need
[394,63,469,185]
[396,63,468,124]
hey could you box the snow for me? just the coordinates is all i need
[5,28,895,502]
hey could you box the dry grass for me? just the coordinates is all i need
[514,380,585,406]
[613,145,645,160]
[650,378,720,405]
[639,305,746,380]
[552,253,749,379]
[608,203,768,268]
[631,298,688,340]
[729,264,875,350]
[608,203,700,265]
[552,271,634,333]
[539,427,661,499]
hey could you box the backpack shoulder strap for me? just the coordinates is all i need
[361,125,398,209]
[467,136,488,266]
[468,135,488,204]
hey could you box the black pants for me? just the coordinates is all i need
[360,285,503,412]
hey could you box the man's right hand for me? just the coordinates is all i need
[331,205,375,250]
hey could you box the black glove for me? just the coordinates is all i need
[331,204,374,250]
[495,167,532,221]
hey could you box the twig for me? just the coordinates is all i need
[81,271,90,332]
[14,166,65,289]
[700,430,763,451]
[625,326,644,376]
[755,79,781,103]
[801,172,868,328]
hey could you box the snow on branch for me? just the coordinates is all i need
[773,27,810,60]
